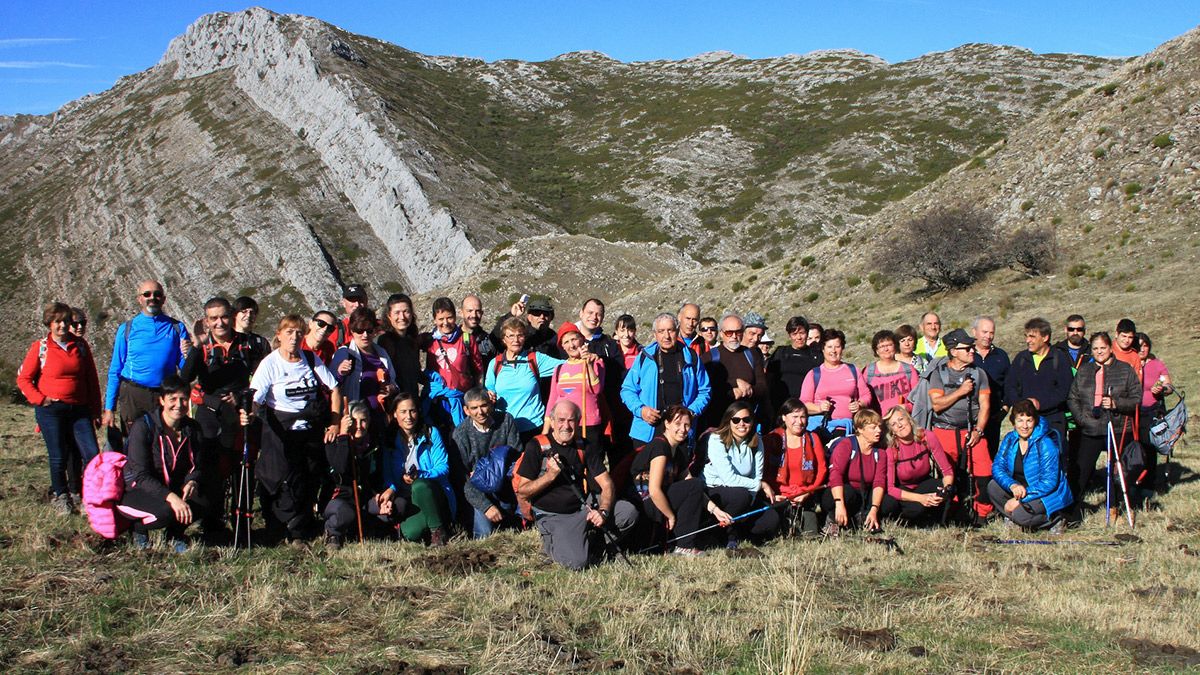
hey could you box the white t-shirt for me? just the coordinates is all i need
[250,351,339,423]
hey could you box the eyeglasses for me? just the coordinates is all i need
[140,291,165,299]
[1066,326,1086,333]
[730,415,753,424]
[723,329,744,337]
[313,319,334,330]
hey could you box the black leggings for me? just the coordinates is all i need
[820,485,899,526]
[120,488,213,537]
[886,477,943,523]
[642,479,708,548]
[706,485,780,543]
[1077,434,1134,502]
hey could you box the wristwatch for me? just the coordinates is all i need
[599,508,611,521]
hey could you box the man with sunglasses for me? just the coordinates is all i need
[492,296,558,356]
[701,313,769,432]
[1053,315,1088,370]
[102,280,190,432]
[303,311,339,366]
[698,317,719,349]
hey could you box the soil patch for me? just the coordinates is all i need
[74,641,132,674]
[215,647,262,668]
[726,547,764,559]
[835,627,897,652]
[417,548,497,575]
[1117,638,1200,668]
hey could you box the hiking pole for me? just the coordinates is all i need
[351,447,365,544]
[639,503,783,553]
[1105,418,1113,527]
[553,447,631,566]
[1107,419,1136,529]
[988,538,1123,547]
[236,391,255,549]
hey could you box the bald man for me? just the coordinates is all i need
[103,279,190,431]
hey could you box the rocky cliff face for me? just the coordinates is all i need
[0,7,1128,380]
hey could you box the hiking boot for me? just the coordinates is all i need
[51,493,74,516]
[726,534,740,550]
[672,547,705,558]
[132,531,151,550]
[822,521,840,538]
[71,492,83,507]
[1048,519,1066,536]
[325,532,343,551]
[430,527,449,548]
[167,536,190,554]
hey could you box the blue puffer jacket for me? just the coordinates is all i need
[620,341,711,443]
[993,418,1072,517]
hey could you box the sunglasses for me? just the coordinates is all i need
[723,329,744,337]
[1067,326,1086,332]
[699,326,717,332]
[529,310,553,318]
[140,291,165,299]
[351,327,375,335]
[71,321,87,328]
[313,319,334,330]
[730,415,753,424]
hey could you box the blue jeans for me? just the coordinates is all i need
[34,402,100,496]
[472,500,514,539]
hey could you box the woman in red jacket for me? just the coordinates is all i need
[763,399,826,536]
[16,302,102,515]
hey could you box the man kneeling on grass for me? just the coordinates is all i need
[516,400,637,570]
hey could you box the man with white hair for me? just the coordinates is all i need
[620,313,711,445]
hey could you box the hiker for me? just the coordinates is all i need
[1053,314,1089,468]
[516,400,638,570]
[119,375,213,553]
[303,310,338,365]
[767,316,821,411]
[69,307,88,339]
[882,406,954,524]
[1005,318,1074,447]
[452,387,521,538]
[762,400,826,536]
[895,324,927,373]
[321,401,375,549]
[988,400,1072,532]
[16,301,102,516]
[420,297,483,429]
[1112,319,1142,378]
[379,393,454,546]
[926,328,993,521]
[757,333,774,360]
[915,312,946,361]
[861,330,918,415]
[629,405,724,556]
[702,401,781,547]
[821,409,888,535]
[493,296,558,356]
[329,307,397,444]
[377,293,422,398]
[678,303,709,355]
[1137,333,1172,496]
[621,313,711,447]
[546,321,607,462]
[179,297,259,542]
[244,314,343,542]
[741,312,768,351]
[1066,332,1140,503]
[614,314,642,369]
[800,328,867,438]
[972,315,1010,459]
[573,299,626,459]
[462,293,497,363]
[232,296,272,374]
[806,322,823,347]
[328,284,368,348]
[484,316,565,444]
[701,313,769,432]
[1054,314,1089,370]
[698,316,719,348]
[102,280,190,432]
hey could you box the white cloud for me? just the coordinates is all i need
[0,61,93,69]
[0,38,80,49]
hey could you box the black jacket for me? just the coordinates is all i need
[1004,348,1075,419]
[1067,359,1141,437]
[124,412,205,500]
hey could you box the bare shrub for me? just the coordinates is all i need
[1005,226,1057,276]
[875,206,1000,291]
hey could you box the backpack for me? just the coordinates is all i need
[1149,391,1188,456]
[811,362,859,392]
[491,351,540,380]
[469,444,518,495]
[82,450,130,539]
[910,356,949,430]
[511,434,587,524]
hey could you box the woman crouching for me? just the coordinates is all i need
[375,393,454,546]
[988,400,1072,532]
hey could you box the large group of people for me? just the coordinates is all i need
[15,281,1179,569]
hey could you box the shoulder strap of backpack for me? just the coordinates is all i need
[711,347,721,364]
[491,354,504,379]
[122,319,133,349]
[743,349,754,368]
[865,362,876,382]
[528,351,539,378]
[302,348,317,375]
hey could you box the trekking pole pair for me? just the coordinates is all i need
[234,391,255,549]
[1105,417,1135,528]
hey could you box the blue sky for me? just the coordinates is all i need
[2,1,1198,115]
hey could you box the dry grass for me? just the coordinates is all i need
[1,403,1198,673]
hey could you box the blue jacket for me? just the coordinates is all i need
[384,426,456,517]
[621,341,711,443]
[104,313,189,410]
[702,433,763,492]
[993,418,1072,517]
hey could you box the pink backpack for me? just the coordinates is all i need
[82,451,131,539]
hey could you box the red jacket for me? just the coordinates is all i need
[762,428,826,498]
[16,335,102,415]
